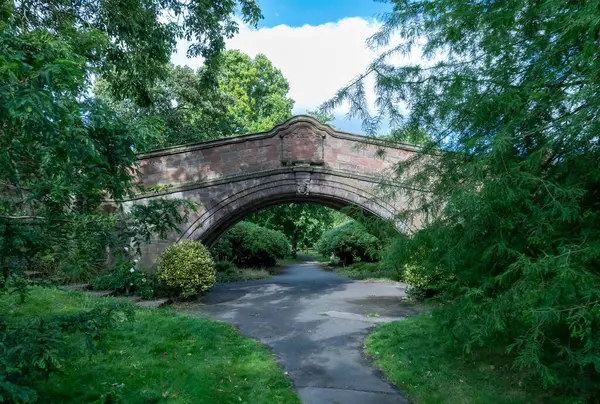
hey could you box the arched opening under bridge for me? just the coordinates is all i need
[127,115,422,268]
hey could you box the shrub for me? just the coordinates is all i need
[212,222,291,267]
[382,236,454,298]
[92,259,155,299]
[402,264,454,299]
[157,240,215,298]
[315,221,380,265]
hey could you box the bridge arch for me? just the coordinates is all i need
[181,170,398,246]
[129,115,420,268]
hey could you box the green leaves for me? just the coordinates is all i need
[157,240,215,298]
[1,1,265,401]
[248,204,335,255]
[95,49,293,150]
[328,0,600,398]
[315,221,380,266]
[212,221,291,268]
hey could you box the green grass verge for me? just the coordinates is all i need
[277,254,308,265]
[328,262,400,281]
[1,287,300,404]
[365,314,577,404]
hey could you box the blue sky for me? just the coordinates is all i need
[255,0,392,28]
[174,1,407,134]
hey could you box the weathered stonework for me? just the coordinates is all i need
[129,115,423,269]
[296,179,310,195]
[280,123,325,165]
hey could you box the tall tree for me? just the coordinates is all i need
[218,50,294,135]
[324,0,600,397]
[95,65,232,148]
[1,1,262,399]
[0,0,262,285]
[96,50,294,149]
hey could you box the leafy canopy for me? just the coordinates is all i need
[324,0,600,398]
[96,50,294,149]
[4,0,261,106]
[218,50,294,135]
[315,221,380,266]
[0,0,259,287]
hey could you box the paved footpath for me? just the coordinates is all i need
[178,262,419,404]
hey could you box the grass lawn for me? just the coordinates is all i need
[365,314,579,404]
[277,250,330,264]
[1,287,300,404]
[326,262,400,282]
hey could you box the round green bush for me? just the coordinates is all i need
[315,221,380,265]
[402,264,453,298]
[212,221,291,267]
[157,240,215,298]
[382,237,453,298]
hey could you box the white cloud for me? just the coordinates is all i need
[171,17,425,133]
[228,18,382,113]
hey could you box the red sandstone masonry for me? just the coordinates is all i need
[129,115,423,269]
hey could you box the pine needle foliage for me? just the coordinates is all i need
[323,0,600,398]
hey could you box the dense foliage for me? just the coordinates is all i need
[248,204,335,256]
[382,238,451,298]
[1,1,262,401]
[94,64,232,148]
[157,240,215,298]
[315,221,380,265]
[0,297,134,403]
[96,50,294,149]
[326,0,600,397]
[91,258,155,299]
[212,221,291,267]
[217,50,294,135]
[0,0,260,286]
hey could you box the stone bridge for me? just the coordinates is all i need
[129,115,421,268]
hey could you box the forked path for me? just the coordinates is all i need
[179,262,417,404]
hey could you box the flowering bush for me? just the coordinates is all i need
[157,240,215,298]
